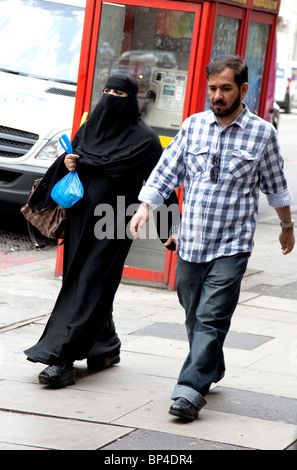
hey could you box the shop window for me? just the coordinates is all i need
[245,21,270,114]
[212,15,239,59]
[204,15,240,110]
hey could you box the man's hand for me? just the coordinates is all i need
[130,203,150,240]
[279,228,295,255]
[163,234,178,255]
[274,206,295,255]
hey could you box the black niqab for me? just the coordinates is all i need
[73,73,160,179]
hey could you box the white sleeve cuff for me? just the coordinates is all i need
[266,187,293,208]
[138,186,165,210]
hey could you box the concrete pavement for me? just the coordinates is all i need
[0,207,296,451]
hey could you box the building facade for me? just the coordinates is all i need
[277,1,297,62]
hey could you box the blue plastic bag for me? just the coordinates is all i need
[51,135,83,208]
[51,170,84,208]
[59,134,73,154]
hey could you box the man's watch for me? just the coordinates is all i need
[280,219,294,228]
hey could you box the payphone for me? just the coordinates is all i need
[139,68,187,133]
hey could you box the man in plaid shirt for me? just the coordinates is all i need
[130,55,295,421]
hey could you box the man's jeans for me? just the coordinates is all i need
[172,253,250,410]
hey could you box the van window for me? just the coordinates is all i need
[0,0,85,84]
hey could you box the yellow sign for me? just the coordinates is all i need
[80,112,89,126]
[229,0,247,5]
[159,135,173,148]
[253,0,278,11]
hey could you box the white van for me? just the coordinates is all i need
[274,61,297,113]
[290,78,297,109]
[0,0,86,210]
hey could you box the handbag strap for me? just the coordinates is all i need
[26,220,64,251]
[26,220,41,251]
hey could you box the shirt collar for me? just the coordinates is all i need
[206,103,250,130]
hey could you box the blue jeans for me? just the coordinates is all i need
[172,253,250,410]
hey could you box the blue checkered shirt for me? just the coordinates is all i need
[139,106,293,263]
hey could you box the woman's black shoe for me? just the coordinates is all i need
[87,354,120,370]
[38,364,75,388]
[169,398,198,421]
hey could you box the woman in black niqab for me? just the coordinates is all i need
[74,73,159,179]
[24,73,177,387]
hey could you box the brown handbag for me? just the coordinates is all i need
[20,178,66,250]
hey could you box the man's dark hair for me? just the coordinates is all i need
[205,55,248,88]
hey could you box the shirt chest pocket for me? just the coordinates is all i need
[187,146,208,176]
[228,149,258,178]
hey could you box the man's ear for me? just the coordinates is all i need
[241,82,249,100]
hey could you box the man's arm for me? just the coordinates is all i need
[274,206,295,255]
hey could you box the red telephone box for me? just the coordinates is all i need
[56,0,281,289]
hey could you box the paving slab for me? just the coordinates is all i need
[101,429,248,451]
[0,410,133,450]
[0,378,155,424]
[122,335,272,369]
[113,398,297,451]
[133,322,273,350]
[242,294,297,313]
[220,366,297,399]
[205,387,296,424]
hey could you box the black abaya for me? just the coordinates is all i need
[24,73,178,366]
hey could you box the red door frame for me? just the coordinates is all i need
[56,0,280,290]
